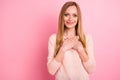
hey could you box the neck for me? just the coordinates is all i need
[65,28,76,37]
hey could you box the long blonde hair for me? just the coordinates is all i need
[54,1,87,57]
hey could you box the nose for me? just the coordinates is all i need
[69,15,73,20]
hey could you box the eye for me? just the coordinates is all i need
[64,13,69,17]
[73,14,77,17]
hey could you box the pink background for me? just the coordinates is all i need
[0,0,120,80]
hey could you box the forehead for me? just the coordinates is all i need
[65,6,77,13]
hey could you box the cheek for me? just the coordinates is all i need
[64,17,69,22]
[74,18,78,22]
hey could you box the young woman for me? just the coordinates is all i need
[47,1,96,80]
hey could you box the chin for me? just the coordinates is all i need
[66,25,76,29]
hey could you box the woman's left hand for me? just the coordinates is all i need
[73,39,89,62]
[73,40,84,53]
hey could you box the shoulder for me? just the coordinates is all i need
[48,33,57,42]
[84,33,93,43]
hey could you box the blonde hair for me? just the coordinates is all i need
[54,1,87,57]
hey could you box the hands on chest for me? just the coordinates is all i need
[62,36,84,53]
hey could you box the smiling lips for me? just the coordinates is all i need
[66,21,74,25]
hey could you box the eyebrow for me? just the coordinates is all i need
[64,12,77,15]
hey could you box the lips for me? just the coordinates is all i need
[66,21,74,25]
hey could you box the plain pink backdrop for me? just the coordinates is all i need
[0,0,120,80]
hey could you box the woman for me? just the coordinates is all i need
[47,1,96,80]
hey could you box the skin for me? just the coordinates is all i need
[55,6,89,63]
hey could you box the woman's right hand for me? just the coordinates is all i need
[61,36,79,52]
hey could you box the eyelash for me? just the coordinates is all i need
[64,13,77,17]
[73,14,77,17]
[64,13,69,16]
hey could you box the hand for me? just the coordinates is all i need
[73,40,84,53]
[61,36,79,52]
[73,40,89,62]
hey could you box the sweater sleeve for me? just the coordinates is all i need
[47,34,62,75]
[82,34,96,74]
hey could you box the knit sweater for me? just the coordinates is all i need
[47,33,96,80]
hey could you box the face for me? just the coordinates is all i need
[64,6,78,29]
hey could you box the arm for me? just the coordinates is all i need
[73,34,96,74]
[47,34,62,75]
[47,35,79,75]
[82,34,96,74]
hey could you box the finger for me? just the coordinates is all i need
[76,36,79,40]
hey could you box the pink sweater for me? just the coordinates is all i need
[47,33,96,80]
